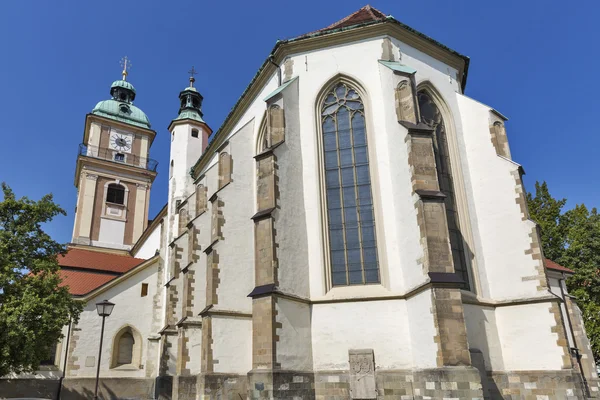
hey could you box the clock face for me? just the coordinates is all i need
[110,132,133,153]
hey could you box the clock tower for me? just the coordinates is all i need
[72,61,157,250]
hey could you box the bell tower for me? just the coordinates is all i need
[72,58,158,250]
[167,68,211,200]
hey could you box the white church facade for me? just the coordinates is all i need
[2,6,598,400]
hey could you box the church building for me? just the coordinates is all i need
[3,6,599,400]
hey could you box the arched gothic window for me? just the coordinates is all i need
[106,183,125,205]
[117,332,134,365]
[321,83,379,286]
[417,90,470,290]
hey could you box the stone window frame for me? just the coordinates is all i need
[110,324,143,370]
[416,81,480,294]
[256,110,269,154]
[489,113,511,159]
[102,180,128,221]
[217,150,233,189]
[315,74,389,292]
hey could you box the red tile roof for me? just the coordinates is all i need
[58,248,145,274]
[320,5,387,32]
[59,269,118,296]
[57,247,146,296]
[545,259,575,274]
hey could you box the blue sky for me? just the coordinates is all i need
[0,0,598,244]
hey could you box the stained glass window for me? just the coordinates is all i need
[417,91,471,290]
[322,83,379,286]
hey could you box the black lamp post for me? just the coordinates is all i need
[94,300,114,400]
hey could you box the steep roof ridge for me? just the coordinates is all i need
[322,5,386,31]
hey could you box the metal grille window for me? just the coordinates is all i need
[417,91,470,290]
[322,83,379,286]
[106,184,125,205]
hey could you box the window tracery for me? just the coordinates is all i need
[321,83,379,286]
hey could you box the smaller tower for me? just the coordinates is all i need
[167,68,212,202]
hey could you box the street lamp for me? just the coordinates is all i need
[94,300,114,400]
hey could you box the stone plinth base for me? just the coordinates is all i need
[61,377,155,399]
[315,367,483,399]
[248,370,315,399]
[197,372,247,400]
[173,375,197,400]
[487,370,591,399]
[0,378,60,399]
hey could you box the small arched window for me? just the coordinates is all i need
[191,129,199,138]
[117,332,134,365]
[106,184,125,205]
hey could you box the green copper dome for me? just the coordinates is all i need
[91,78,151,129]
[111,80,136,95]
[173,108,205,123]
[172,74,205,124]
[92,100,151,129]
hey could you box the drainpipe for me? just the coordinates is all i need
[558,273,590,398]
[268,56,282,86]
[56,317,72,400]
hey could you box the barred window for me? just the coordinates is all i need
[417,90,470,290]
[322,83,379,286]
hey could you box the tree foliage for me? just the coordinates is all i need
[0,183,82,376]
[527,181,600,360]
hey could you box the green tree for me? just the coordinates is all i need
[526,181,567,261]
[527,181,600,361]
[561,205,600,358]
[0,183,82,376]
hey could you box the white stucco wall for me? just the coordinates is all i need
[211,122,255,314]
[456,93,544,300]
[132,223,162,259]
[273,80,312,299]
[495,302,565,370]
[97,217,126,248]
[406,290,438,368]
[311,299,412,370]
[68,262,158,378]
[463,303,504,370]
[276,298,312,371]
[212,317,252,374]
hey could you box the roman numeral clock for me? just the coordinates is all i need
[110,132,133,153]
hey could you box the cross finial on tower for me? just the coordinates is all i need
[188,66,197,87]
[120,56,132,81]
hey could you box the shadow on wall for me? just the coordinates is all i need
[0,378,59,399]
[58,377,163,400]
[461,233,502,398]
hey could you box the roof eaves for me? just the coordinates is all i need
[191,16,470,177]
[384,16,470,92]
[130,202,168,256]
[80,255,160,301]
[289,17,470,92]
[190,41,284,177]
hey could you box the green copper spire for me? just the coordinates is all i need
[91,58,151,129]
[173,66,205,123]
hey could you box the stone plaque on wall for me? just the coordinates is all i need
[349,349,376,399]
[85,356,95,367]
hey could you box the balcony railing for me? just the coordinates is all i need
[78,144,159,172]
